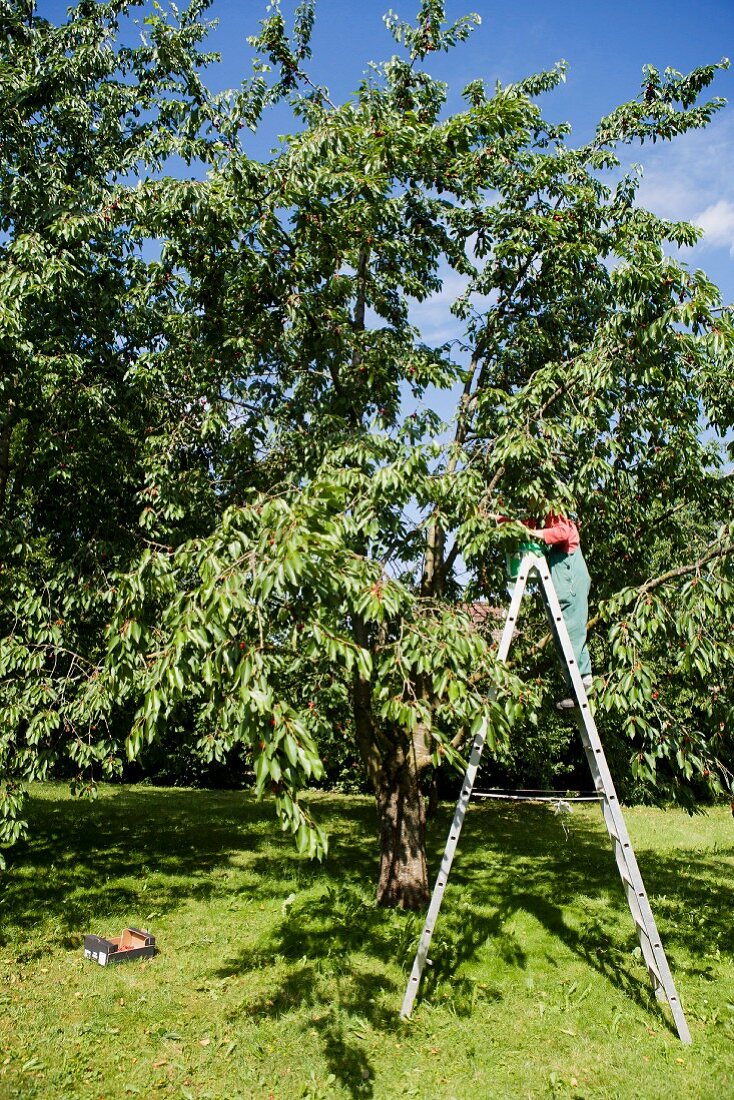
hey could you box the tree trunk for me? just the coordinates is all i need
[374,747,429,909]
[351,614,430,908]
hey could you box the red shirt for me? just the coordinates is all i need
[535,513,580,554]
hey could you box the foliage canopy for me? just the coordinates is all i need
[1,0,733,903]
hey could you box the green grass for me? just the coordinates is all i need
[0,784,732,1099]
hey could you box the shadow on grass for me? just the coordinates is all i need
[213,797,734,1068]
[4,786,732,1084]
[226,960,395,1098]
[417,801,734,1032]
[0,787,382,940]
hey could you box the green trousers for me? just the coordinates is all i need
[546,547,592,682]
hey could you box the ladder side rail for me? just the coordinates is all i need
[571,715,664,988]
[570,675,672,1004]
[534,555,691,1044]
[592,784,665,991]
[400,557,533,1019]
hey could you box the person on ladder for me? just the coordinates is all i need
[524,511,593,710]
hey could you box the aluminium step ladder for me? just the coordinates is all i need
[400,550,691,1045]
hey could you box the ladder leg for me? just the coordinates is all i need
[535,556,691,1044]
[589,737,664,999]
[400,558,532,1019]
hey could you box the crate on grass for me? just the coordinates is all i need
[84,927,156,966]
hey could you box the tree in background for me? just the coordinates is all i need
[0,0,222,856]
[2,0,733,908]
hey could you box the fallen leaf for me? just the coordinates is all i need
[199,1038,211,1047]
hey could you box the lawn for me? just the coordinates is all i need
[0,783,732,1099]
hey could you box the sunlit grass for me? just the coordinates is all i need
[0,783,732,1098]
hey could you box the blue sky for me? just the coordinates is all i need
[38,0,734,312]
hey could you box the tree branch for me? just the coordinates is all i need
[619,536,734,604]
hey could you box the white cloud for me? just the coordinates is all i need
[629,111,734,303]
[692,198,734,255]
[633,112,734,249]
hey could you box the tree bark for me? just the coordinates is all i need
[374,745,429,909]
[351,611,430,909]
